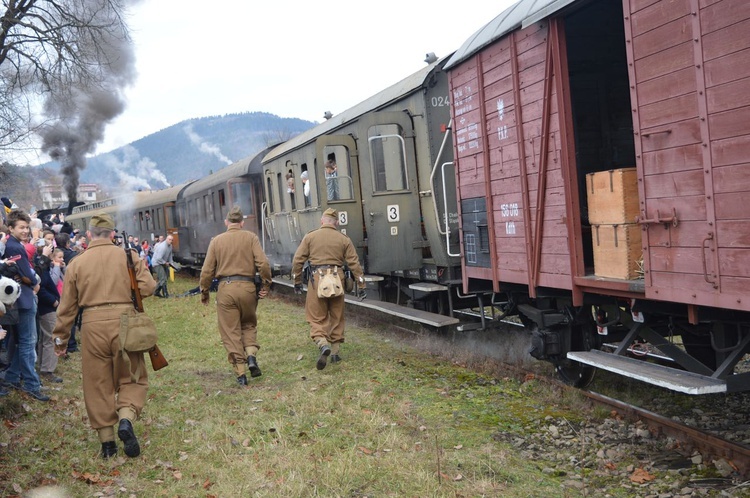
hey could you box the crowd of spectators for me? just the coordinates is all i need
[0,199,166,401]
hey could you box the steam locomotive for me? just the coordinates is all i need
[67,0,750,395]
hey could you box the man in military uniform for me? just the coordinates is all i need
[199,206,272,386]
[292,208,366,370]
[53,213,156,459]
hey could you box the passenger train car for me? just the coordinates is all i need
[65,0,750,395]
[260,57,461,310]
[67,182,193,251]
[444,0,750,394]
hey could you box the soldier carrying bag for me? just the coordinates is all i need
[316,266,344,298]
[123,244,168,383]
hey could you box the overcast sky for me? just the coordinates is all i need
[75,1,516,160]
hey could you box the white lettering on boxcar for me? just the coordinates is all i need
[500,203,519,217]
[506,221,516,235]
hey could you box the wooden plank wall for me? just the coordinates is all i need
[451,20,572,290]
[629,0,750,311]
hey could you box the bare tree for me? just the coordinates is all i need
[0,0,138,201]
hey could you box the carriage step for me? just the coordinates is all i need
[343,296,459,328]
[568,350,726,395]
[408,283,448,292]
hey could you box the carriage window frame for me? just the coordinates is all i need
[368,124,408,193]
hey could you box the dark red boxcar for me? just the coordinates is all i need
[445,0,750,393]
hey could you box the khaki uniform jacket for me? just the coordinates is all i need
[199,227,272,295]
[53,239,156,345]
[291,226,364,287]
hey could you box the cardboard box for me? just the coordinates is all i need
[592,224,643,280]
[586,168,639,225]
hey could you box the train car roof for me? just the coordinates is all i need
[262,58,448,163]
[181,147,272,198]
[444,0,574,70]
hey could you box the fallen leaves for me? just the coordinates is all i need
[629,467,655,483]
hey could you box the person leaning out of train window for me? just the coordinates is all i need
[300,170,311,207]
[291,208,366,370]
[325,160,339,201]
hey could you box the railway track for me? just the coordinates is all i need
[583,391,750,478]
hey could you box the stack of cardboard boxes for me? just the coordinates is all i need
[586,168,643,279]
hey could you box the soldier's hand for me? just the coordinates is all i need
[258,288,268,299]
[294,284,303,295]
[200,292,210,305]
[357,287,367,301]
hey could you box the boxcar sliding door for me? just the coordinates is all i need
[625,0,750,314]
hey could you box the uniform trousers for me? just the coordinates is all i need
[216,280,259,374]
[81,307,148,430]
[306,277,346,345]
[36,311,58,374]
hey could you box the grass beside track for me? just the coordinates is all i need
[2,275,598,497]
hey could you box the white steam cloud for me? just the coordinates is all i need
[184,123,232,165]
[102,145,170,190]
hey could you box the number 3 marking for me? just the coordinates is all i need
[387,204,400,222]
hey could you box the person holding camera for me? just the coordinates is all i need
[199,206,272,386]
[291,208,365,370]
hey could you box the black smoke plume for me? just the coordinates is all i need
[39,1,140,206]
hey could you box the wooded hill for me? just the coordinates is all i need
[0,111,316,209]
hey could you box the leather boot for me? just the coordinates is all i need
[316,345,331,370]
[118,419,141,458]
[237,374,248,386]
[100,441,117,458]
[247,356,262,378]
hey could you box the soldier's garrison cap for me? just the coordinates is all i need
[89,213,115,230]
[323,208,338,219]
[227,206,244,223]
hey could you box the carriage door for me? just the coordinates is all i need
[315,135,364,262]
[624,0,750,313]
[358,112,422,273]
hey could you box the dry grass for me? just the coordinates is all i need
[0,275,578,497]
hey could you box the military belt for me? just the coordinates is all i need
[311,265,340,271]
[218,275,254,283]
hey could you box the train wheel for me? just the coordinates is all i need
[555,360,596,388]
[555,318,597,388]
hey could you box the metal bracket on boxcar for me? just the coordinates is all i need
[635,208,678,228]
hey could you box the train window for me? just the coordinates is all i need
[300,164,314,208]
[203,194,211,222]
[218,189,225,208]
[166,205,176,229]
[208,193,215,222]
[283,169,295,211]
[156,208,162,230]
[323,146,353,201]
[177,203,186,227]
[368,124,407,192]
[267,177,276,214]
[198,196,206,223]
[230,181,253,216]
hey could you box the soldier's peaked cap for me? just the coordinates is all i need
[89,213,115,230]
[227,206,244,223]
[323,208,338,219]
